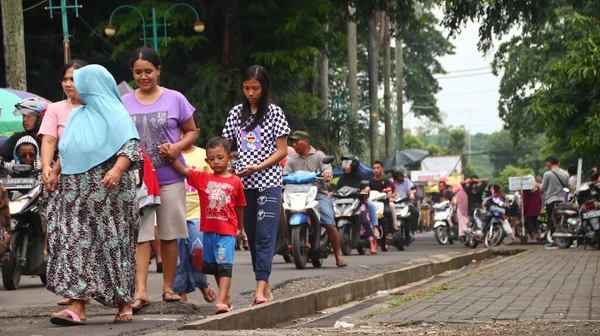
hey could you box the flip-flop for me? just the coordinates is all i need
[162,292,181,303]
[251,296,272,306]
[131,298,151,313]
[215,303,232,315]
[201,286,217,303]
[114,311,133,323]
[57,298,91,306]
[49,309,86,326]
[336,259,348,267]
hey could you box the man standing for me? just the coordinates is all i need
[461,175,489,217]
[370,160,396,240]
[541,156,569,249]
[284,131,348,267]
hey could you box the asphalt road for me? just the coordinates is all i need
[0,232,466,336]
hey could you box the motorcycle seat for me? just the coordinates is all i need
[555,202,577,211]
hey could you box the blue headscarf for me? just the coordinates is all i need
[59,64,140,175]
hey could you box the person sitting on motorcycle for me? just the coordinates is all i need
[389,165,417,245]
[432,181,454,203]
[335,155,378,254]
[461,175,489,217]
[1,135,41,175]
[284,131,348,267]
[370,160,397,240]
[484,184,516,242]
[0,98,46,162]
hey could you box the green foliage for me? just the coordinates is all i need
[404,132,425,149]
[495,165,535,193]
[425,143,442,156]
[445,128,467,155]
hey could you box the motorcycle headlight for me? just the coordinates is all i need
[9,197,30,215]
[10,218,17,230]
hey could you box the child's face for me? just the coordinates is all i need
[205,145,232,174]
[17,144,36,165]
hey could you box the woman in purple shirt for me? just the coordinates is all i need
[122,47,198,307]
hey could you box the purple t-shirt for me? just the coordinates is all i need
[122,88,195,185]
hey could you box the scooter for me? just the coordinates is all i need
[282,156,335,269]
[2,164,46,290]
[371,189,404,251]
[464,197,507,248]
[433,200,457,245]
[335,181,373,255]
[392,194,412,251]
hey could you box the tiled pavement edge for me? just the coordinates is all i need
[364,247,600,324]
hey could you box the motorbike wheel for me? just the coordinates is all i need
[465,235,478,249]
[291,226,308,270]
[2,231,26,290]
[379,221,389,252]
[553,215,574,249]
[283,253,292,263]
[338,226,353,256]
[311,254,324,268]
[434,226,448,245]
[357,245,366,255]
[484,224,504,247]
[449,226,457,245]
[395,229,405,251]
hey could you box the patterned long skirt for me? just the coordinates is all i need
[0,186,11,262]
[46,154,140,307]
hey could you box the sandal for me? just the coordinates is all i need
[215,303,232,315]
[131,297,151,313]
[162,292,181,303]
[50,309,87,326]
[201,285,217,303]
[251,296,271,306]
[114,311,133,323]
[242,239,249,251]
[57,298,91,306]
[336,259,348,267]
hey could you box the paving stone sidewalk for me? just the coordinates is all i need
[366,247,600,323]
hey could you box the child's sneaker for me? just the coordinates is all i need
[545,242,557,249]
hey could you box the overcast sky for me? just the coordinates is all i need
[404,18,506,135]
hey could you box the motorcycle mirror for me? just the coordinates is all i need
[410,185,417,190]
[359,180,370,189]
[322,156,335,164]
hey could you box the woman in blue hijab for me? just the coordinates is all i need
[46,64,143,326]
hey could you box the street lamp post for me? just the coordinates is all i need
[104,3,204,52]
[46,0,82,63]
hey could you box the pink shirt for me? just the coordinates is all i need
[39,100,80,140]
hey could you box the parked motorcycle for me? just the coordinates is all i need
[552,181,600,249]
[464,197,507,248]
[335,181,373,255]
[282,156,335,269]
[433,200,457,245]
[2,164,46,290]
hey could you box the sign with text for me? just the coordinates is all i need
[509,175,535,191]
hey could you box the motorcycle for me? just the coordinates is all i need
[282,156,335,269]
[1,164,46,290]
[392,194,415,251]
[370,188,403,252]
[552,181,600,249]
[464,197,507,248]
[433,200,457,245]
[335,181,373,255]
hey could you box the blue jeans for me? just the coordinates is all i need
[367,199,379,226]
[244,188,282,281]
[173,219,209,294]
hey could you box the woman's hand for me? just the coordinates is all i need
[42,166,58,192]
[102,167,123,191]
[159,143,181,163]
[237,165,259,178]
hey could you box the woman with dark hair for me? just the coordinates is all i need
[122,46,198,307]
[222,65,290,306]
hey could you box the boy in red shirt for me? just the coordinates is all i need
[172,137,246,314]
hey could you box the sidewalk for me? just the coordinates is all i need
[363,247,600,324]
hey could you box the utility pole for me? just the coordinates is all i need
[395,36,404,150]
[1,0,27,90]
[368,15,379,162]
[46,0,82,64]
[383,15,392,157]
[319,24,329,120]
[347,5,358,122]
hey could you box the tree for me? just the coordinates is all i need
[495,165,535,193]
[1,0,26,90]
[445,128,467,155]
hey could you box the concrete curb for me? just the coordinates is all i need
[181,249,494,330]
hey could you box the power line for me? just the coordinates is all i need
[435,71,494,80]
[437,89,498,97]
[77,15,118,50]
[24,0,48,12]
[444,66,492,74]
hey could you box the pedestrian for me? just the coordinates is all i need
[171,137,246,314]
[222,65,290,306]
[122,46,198,307]
[46,64,142,325]
[540,156,569,249]
[523,180,542,241]
[173,128,218,304]
[455,185,469,241]
[567,165,577,193]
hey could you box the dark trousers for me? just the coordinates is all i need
[546,201,559,235]
[526,216,540,237]
[244,188,282,281]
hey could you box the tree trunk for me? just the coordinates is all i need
[383,15,392,157]
[368,15,379,162]
[311,56,319,117]
[395,36,404,150]
[1,0,27,90]
[318,25,329,120]
[347,6,358,122]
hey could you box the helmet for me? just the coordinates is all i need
[391,165,407,179]
[340,155,359,171]
[13,97,47,130]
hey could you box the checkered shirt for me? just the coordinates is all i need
[222,104,290,190]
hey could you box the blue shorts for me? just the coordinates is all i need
[316,195,335,226]
[203,232,235,278]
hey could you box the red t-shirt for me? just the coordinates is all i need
[187,171,246,236]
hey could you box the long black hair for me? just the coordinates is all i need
[241,65,271,130]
